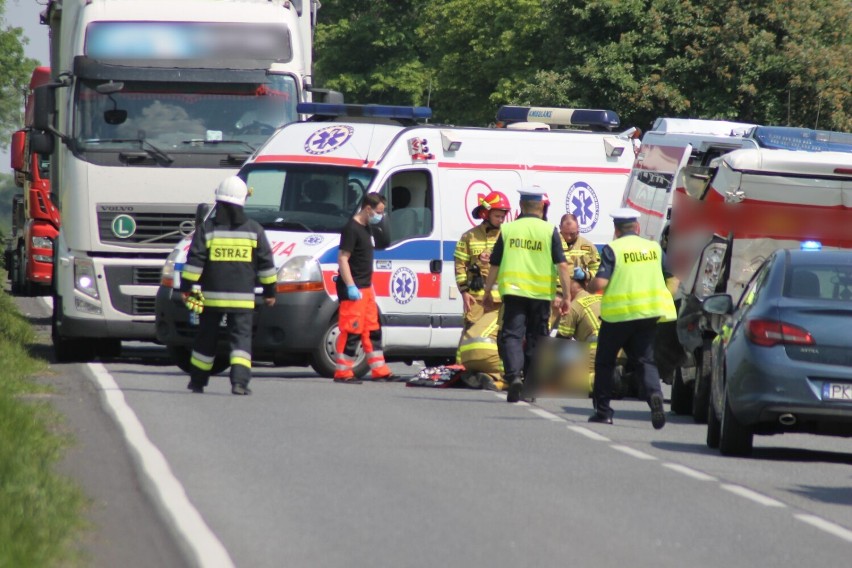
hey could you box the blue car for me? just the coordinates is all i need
[702,248,852,456]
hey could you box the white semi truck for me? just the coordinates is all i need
[31,0,322,361]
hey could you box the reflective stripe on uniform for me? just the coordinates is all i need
[182,264,203,281]
[258,266,278,285]
[190,350,215,371]
[202,291,256,309]
[231,349,252,369]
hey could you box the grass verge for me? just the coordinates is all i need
[0,286,86,567]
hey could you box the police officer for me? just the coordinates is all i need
[181,176,277,395]
[559,213,601,280]
[587,208,676,428]
[482,187,573,403]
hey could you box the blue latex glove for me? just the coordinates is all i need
[346,285,362,301]
[573,266,586,281]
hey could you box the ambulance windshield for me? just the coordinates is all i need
[242,164,375,233]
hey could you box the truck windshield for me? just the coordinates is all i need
[74,75,298,152]
[242,165,376,233]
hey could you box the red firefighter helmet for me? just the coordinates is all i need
[472,191,512,219]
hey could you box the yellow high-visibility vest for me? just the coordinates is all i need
[600,235,676,322]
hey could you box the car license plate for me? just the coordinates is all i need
[823,383,852,401]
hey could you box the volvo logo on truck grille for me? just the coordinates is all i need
[111,214,137,238]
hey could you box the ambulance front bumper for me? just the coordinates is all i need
[155,286,337,358]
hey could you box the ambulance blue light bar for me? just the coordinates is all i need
[496,106,620,129]
[751,126,852,153]
[298,103,432,121]
[800,240,822,251]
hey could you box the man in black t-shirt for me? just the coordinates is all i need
[334,193,393,383]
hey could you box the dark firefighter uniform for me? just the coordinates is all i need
[181,202,277,393]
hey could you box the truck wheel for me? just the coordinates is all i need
[97,339,123,359]
[719,389,753,456]
[15,244,31,296]
[166,345,230,375]
[51,297,96,362]
[670,367,694,415]
[310,317,367,378]
[9,246,21,295]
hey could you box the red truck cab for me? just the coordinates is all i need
[7,67,58,295]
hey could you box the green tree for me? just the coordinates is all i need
[0,0,39,150]
[314,0,851,132]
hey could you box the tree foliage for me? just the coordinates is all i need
[0,0,39,149]
[315,0,851,132]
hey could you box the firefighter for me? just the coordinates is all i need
[334,193,394,383]
[556,268,602,392]
[454,191,511,389]
[587,208,676,428]
[482,187,573,403]
[559,213,601,280]
[180,176,277,395]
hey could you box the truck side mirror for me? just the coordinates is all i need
[30,131,55,156]
[33,85,56,132]
[307,87,345,105]
[10,130,26,171]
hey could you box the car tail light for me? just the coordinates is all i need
[745,319,814,347]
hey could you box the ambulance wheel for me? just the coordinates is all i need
[670,367,694,415]
[166,345,230,375]
[310,318,367,378]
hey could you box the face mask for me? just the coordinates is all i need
[368,212,384,225]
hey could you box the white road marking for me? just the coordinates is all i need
[720,484,786,507]
[86,363,235,568]
[662,463,718,482]
[795,514,852,543]
[566,425,611,442]
[610,444,657,460]
[528,408,564,422]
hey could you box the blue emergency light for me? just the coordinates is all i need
[298,103,432,121]
[800,240,823,251]
[496,106,620,129]
[751,126,852,153]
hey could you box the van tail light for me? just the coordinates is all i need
[745,319,814,347]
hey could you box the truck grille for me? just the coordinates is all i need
[134,266,163,286]
[132,297,157,316]
[97,204,197,248]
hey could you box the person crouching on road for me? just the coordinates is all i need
[482,187,573,403]
[180,176,277,395]
[587,208,676,428]
[334,193,393,384]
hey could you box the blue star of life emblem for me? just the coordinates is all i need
[565,182,600,232]
[391,267,417,304]
[303,234,324,246]
[305,125,354,155]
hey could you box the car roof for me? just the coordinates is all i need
[784,248,852,266]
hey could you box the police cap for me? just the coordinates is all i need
[517,186,546,201]
[610,207,641,223]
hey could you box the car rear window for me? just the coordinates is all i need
[786,265,852,301]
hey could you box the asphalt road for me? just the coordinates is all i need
[16,294,852,567]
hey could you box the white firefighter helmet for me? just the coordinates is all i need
[215,176,248,206]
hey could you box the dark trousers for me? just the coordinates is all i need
[498,295,551,383]
[190,309,254,387]
[593,317,662,417]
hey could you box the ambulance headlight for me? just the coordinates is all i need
[694,243,726,299]
[277,256,324,293]
[161,248,181,288]
[74,257,99,299]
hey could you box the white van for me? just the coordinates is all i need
[155,104,636,376]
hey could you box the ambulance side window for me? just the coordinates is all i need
[383,170,434,244]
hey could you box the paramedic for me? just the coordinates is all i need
[482,187,573,403]
[560,213,601,280]
[587,208,676,428]
[334,193,393,383]
[556,269,602,392]
[180,176,277,395]
[455,191,511,329]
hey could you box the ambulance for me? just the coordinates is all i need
[155,103,637,377]
[648,125,852,419]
